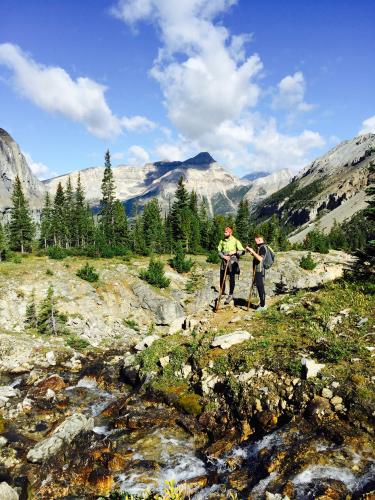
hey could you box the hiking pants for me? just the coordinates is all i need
[255,270,266,307]
[220,268,236,295]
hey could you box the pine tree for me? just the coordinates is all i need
[25,290,38,329]
[143,198,164,254]
[0,222,7,261]
[189,191,201,254]
[131,214,147,255]
[64,177,74,248]
[52,182,66,247]
[9,175,35,253]
[235,199,250,244]
[113,200,128,247]
[198,198,210,250]
[74,173,87,247]
[37,285,66,335]
[170,176,192,249]
[99,150,115,245]
[40,192,54,249]
[328,220,348,251]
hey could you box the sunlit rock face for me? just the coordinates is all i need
[0,129,45,218]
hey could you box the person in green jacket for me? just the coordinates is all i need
[217,226,245,304]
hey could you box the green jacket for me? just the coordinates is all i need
[217,235,244,255]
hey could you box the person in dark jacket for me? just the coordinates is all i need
[246,234,267,310]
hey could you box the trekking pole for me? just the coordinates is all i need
[215,258,230,312]
[246,267,256,311]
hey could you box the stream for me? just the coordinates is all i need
[1,357,374,499]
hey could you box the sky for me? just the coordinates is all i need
[0,0,374,179]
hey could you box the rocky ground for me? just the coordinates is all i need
[0,251,374,499]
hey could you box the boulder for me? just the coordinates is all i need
[134,335,160,351]
[211,330,253,349]
[132,283,184,325]
[0,482,19,500]
[27,413,94,463]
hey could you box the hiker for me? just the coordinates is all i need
[217,227,245,305]
[246,234,268,310]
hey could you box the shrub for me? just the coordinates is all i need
[300,252,317,270]
[48,246,67,260]
[303,228,330,254]
[123,318,140,331]
[139,259,170,288]
[76,262,99,282]
[169,242,194,273]
[46,269,54,276]
[206,250,220,264]
[66,335,90,350]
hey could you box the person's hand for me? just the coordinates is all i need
[223,255,230,261]
[246,246,254,254]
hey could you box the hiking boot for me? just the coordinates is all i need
[224,294,233,305]
[257,305,267,311]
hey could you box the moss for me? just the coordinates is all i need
[0,414,5,433]
[177,393,202,416]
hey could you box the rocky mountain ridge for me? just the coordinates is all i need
[254,133,375,236]
[0,128,45,218]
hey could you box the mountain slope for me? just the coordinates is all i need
[253,134,375,234]
[0,129,45,217]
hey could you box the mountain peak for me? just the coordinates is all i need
[0,128,15,143]
[182,152,215,166]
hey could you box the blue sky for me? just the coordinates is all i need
[0,0,374,179]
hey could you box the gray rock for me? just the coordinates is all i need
[321,387,333,399]
[132,283,184,325]
[301,357,325,379]
[159,356,170,368]
[0,437,8,448]
[134,334,160,351]
[27,413,94,463]
[211,330,253,349]
[0,482,19,500]
[331,395,343,406]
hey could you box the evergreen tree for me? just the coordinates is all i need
[302,227,330,254]
[0,223,7,261]
[113,200,128,247]
[198,198,210,250]
[131,214,147,255]
[52,182,66,247]
[99,150,115,245]
[74,173,87,247]
[37,285,66,335]
[143,198,164,254]
[25,290,38,329]
[328,220,348,251]
[64,177,74,248]
[40,192,54,249]
[188,191,201,254]
[170,176,192,249]
[9,175,35,253]
[235,199,250,244]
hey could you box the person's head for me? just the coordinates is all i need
[224,226,233,238]
[254,234,264,245]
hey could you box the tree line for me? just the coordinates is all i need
[0,151,373,261]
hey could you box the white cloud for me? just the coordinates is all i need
[112,0,262,141]
[272,71,314,113]
[128,145,150,165]
[249,119,325,172]
[0,43,155,139]
[23,152,57,180]
[359,115,375,135]
[112,151,126,160]
[111,1,325,174]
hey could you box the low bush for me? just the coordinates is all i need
[206,250,220,264]
[76,262,99,282]
[139,259,170,288]
[169,242,194,273]
[48,246,67,260]
[300,252,317,270]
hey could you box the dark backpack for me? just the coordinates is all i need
[261,244,275,269]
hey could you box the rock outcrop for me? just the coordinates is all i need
[0,129,45,219]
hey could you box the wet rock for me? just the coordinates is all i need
[177,475,208,496]
[228,469,251,491]
[87,467,114,497]
[211,330,253,349]
[205,435,237,459]
[301,357,325,379]
[134,334,160,351]
[0,482,19,500]
[305,396,334,426]
[27,413,94,463]
[256,411,278,431]
[28,374,66,399]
